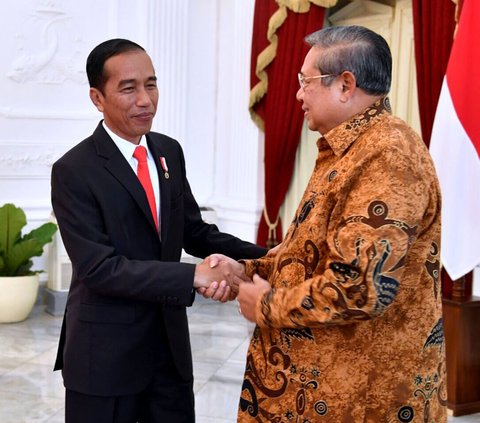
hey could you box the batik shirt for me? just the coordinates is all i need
[238,98,447,422]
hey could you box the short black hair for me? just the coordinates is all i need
[86,39,145,92]
[305,25,391,95]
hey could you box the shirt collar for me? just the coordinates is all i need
[102,121,149,160]
[102,121,150,161]
[322,97,391,157]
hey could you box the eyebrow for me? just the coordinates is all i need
[118,76,157,87]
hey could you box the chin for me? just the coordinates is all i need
[137,125,153,135]
[307,121,318,132]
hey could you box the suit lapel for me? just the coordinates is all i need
[147,135,172,241]
[92,123,158,232]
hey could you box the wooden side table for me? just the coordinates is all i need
[443,295,480,416]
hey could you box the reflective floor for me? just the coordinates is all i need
[0,296,479,422]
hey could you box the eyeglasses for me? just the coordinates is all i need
[297,72,337,90]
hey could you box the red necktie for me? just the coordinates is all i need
[133,146,159,230]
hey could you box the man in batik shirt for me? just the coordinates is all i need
[227,25,446,422]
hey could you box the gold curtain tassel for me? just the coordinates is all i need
[263,205,280,248]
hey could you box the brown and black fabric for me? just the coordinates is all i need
[238,98,447,422]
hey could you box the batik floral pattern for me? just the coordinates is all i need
[239,99,447,422]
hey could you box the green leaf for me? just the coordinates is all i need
[23,223,58,247]
[0,204,26,257]
[0,203,57,276]
[16,260,36,277]
[1,239,42,276]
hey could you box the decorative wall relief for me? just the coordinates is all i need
[0,143,60,178]
[0,150,57,170]
[7,0,85,84]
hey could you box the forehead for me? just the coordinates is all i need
[103,50,155,82]
[301,46,323,73]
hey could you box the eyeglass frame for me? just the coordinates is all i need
[297,72,338,90]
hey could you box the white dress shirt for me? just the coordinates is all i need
[102,122,161,225]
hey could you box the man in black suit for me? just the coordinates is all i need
[51,38,266,423]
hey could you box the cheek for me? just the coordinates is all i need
[311,94,332,113]
[150,92,159,107]
[307,98,322,116]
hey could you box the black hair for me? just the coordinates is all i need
[86,39,145,92]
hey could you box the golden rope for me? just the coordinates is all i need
[251,0,338,242]
[452,0,460,37]
[249,0,338,130]
[263,203,280,248]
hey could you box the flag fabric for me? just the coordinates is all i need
[429,0,480,281]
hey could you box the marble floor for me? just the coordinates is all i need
[0,297,479,423]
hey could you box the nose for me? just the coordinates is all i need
[136,87,153,107]
[296,86,304,102]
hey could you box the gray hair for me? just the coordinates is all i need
[305,25,391,95]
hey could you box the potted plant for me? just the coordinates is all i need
[0,203,57,322]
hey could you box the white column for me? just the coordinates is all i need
[148,0,189,144]
[212,0,264,242]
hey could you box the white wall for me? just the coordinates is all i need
[2,0,477,294]
[0,0,263,278]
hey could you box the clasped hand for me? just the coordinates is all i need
[193,254,250,302]
[193,254,272,323]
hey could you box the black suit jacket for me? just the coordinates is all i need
[51,123,266,396]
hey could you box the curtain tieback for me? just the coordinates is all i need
[263,205,280,248]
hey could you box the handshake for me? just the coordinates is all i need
[192,247,278,322]
[193,254,249,302]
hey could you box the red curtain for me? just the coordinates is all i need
[250,1,327,247]
[412,0,456,147]
[412,0,472,297]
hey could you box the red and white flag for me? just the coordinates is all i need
[429,0,480,281]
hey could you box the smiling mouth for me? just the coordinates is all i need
[134,113,154,121]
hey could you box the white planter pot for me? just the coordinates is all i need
[0,275,39,323]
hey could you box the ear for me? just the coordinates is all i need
[89,88,104,112]
[338,71,357,102]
